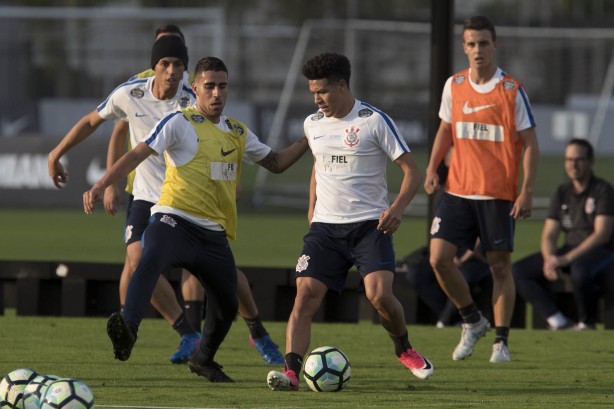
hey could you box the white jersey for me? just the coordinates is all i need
[305,99,410,224]
[146,111,271,229]
[97,76,195,203]
[439,67,535,131]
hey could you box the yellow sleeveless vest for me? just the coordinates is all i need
[157,106,247,239]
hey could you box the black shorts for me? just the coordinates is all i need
[124,199,154,246]
[430,192,515,252]
[295,220,396,293]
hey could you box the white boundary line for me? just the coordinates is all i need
[96,406,230,409]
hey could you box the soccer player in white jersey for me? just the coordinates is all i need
[48,35,203,362]
[267,52,433,392]
[82,56,309,382]
[106,26,284,366]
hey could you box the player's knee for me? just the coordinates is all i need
[367,290,395,312]
[292,292,323,317]
[429,254,453,274]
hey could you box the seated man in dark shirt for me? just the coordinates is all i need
[513,138,614,330]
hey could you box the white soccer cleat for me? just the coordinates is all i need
[267,370,299,391]
[452,314,491,361]
[489,342,511,363]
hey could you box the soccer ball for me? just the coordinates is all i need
[303,346,351,392]
[19,374,61,409]
[0,368,38,408]
[40,378,95,409]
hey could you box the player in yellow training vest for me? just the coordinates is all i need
[83,56,309,382]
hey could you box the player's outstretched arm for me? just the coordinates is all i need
[257,136,309,174]
[83,142,154,215]
[104,119,130,215]
[48,110,106,189]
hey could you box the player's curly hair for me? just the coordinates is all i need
[194,56,228,77]
[301,52,351,87]
[463,15,497,42]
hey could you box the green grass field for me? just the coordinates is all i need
[1,153,613,408]
[1,309,612,409]
[0,209,544,266]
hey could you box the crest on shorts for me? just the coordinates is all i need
[296,254,310,272]
[191,114,205,123]
[454,75,466,84]
[585,197,596,214]
[430,217,441,236]
[160,215,177,227]
[130,88,145,98]
[344,126,360,147]
[124,225,133,243]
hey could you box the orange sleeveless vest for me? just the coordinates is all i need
[447,69,523,201]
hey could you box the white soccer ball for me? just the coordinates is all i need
[303,346,351,392]
[40,378,94,409]
[0,368,38,408]
[19,374,61,409]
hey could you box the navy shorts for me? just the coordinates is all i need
[430,192,515,252]
[295,220,396,293]
[124,199,154,245]
[124,212,238,336]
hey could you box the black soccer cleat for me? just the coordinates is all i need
[106,312,136,361]
[188,360,234,383]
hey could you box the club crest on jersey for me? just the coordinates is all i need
[311,111,324,121]
[344,126,360,147]
[358,108,373,118]
[585,197,596,214]
[191,114,205,123]
[502,80,516,90]
[233,124,245,135]
[130,88,145,98]
[454,75,466,84]
[179,97,191,108]
[296,254,310,272]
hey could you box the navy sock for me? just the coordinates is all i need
[285,352,303,376]
[389,331,412,357]
[244,315,268,339]
[172,312,195,337]
[494,327,509,345]
[458,303,481,324]
[184,301,203,333]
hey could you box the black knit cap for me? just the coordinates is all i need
[150,35,189,70]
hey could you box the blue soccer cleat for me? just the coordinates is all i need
[170,332,201,364]
[249,334,285,364]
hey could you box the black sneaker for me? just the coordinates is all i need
[188,360,234,383]
[107,312,136,361]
